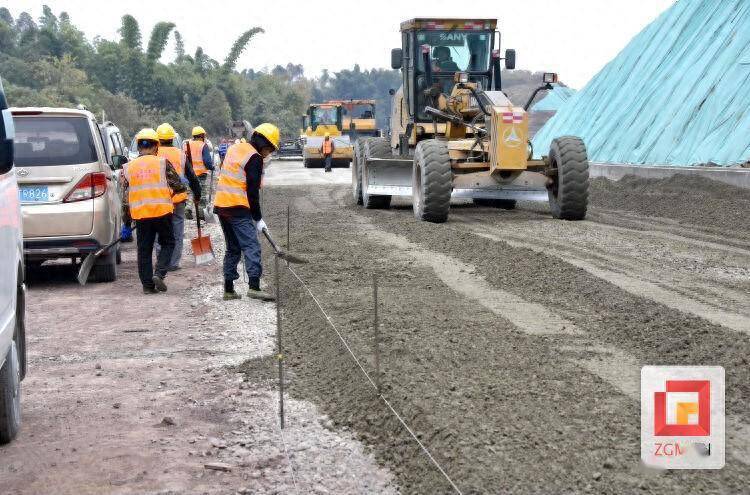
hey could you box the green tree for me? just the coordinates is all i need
[146,22,175,62]
[197,87,231,136]
[222,28,263,74]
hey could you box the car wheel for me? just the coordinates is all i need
[91,249,117,283]
[0,339,22,444]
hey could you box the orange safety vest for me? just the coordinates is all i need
[158,146,188,204]
[186,140,207,176]
[213,142,258,209]
[124,155,174,220]
[322,139,333,155]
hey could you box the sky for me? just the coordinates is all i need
[4,0,676,89]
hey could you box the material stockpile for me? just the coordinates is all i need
[532,0,750,166]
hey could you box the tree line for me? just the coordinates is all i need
[0,6,552,142]
[0,6,400,140]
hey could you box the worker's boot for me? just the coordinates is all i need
[185,208,194,220]
[152,275,167,292]
[247,277,275,302]
[143,286,159,294]
[223,280,242,300]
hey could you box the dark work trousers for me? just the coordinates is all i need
[135,214,175,288]
[324,154,333,171]
[218,214,262,282]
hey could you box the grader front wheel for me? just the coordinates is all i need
[413,139,452,223]
[547,136,589,220]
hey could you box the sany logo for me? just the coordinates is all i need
[439,33,466,42]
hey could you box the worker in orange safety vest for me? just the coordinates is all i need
[184,126,215,217]
[213,123,280,301]
[156,122,202,271]
[320,132,335,172]
[121,128,187,294]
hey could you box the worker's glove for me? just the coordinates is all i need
[255,218,267,233]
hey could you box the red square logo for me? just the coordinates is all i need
[654,380,710,436]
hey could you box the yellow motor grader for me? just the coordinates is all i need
[352,18,589,222]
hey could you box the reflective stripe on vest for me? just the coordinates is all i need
[322,139,333,154]
[158,146,188,204]
[187,140,207,176]
[213,142,257,209]
[124,155,174,219]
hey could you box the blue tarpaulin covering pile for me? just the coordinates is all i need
[529,84,576,112]
[532,0,750,166]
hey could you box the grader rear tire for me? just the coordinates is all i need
[413,139,451,223]
[361,137,392,209]
[547,136,589,220]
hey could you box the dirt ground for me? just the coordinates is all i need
[244,165,750,494]
[2,160,749,494]
[0,173,397,495]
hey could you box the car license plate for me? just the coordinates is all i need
[19,186,49,203]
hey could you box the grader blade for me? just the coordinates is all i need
[364,157,413,197]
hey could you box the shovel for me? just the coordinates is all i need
[261,227,308,264]
[77,233,126,285]
[191,213,216,265]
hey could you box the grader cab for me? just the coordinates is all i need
[302,102,354,168]
[352,18,589,222]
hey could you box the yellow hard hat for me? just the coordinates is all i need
[253,123,280,150]
[135,128,159,144]
[191,125,206,137]
[156,123,176,141]
[324,132,330,138]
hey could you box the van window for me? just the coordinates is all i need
[13,116,97,167]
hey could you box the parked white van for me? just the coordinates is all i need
[0,77,26,444]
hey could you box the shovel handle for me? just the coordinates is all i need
[261,227,282,255]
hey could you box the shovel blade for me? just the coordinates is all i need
[76,254,97,285]
[278,251,308,264]
[191,235,216,265]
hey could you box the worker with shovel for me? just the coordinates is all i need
[121,128,187,294]
[184,126,215,219]
[213,123,280,301]
[156,122,203,271]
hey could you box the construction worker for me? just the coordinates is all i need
[184,126,215,216]
[156,122,202,271]
[121,128,187,294]
[213,123,280,301]
[320,133,335,172]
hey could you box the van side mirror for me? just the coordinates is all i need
[0,110,13,174]
[111,154,128,169]
[391,48,403,70]
[504,49,516,70]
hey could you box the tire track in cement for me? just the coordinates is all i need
[358,226,580,336]
[444,213,750,465]
[589,209,750,251]
[453,213,750,335]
